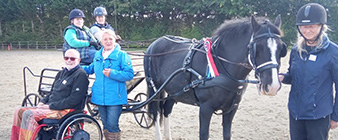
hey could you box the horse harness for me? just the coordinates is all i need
[179,37,248,114]
[146,28,282,114]
[145,36,248,114]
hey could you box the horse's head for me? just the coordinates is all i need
[248,15,287,96]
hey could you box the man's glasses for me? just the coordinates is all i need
[64,57,77,61]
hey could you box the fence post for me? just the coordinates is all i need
[1,42,3,50]
[36,41,38,49]
[27,41,30,49]
[10,42,12,50]
[45,41,47,49]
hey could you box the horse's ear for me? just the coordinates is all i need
[251,16,260,32]
[274,14,282,28]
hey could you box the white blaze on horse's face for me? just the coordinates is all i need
[260,38,281,96]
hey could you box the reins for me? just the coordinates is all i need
[127,47,252,69]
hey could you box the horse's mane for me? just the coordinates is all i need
[212,17,278,39]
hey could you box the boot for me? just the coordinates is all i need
[103,129,109,140]
[107,131,121,140]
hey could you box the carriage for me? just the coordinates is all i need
[19,15,286,140]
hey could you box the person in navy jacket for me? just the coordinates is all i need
[90,6,122,42]
[82,29,133,140]
[279,3,338,140]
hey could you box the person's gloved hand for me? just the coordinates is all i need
[116,35,122,43]
[89,41,101,50]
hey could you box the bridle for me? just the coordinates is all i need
[247,25,282,79]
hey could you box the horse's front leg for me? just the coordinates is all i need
[199,104,214,140]
[222,106,238,140]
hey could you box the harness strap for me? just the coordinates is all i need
[182,40,203,67]
[198,74,246,92]
[256,61,278,72]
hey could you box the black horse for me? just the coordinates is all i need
[143,15,287,140]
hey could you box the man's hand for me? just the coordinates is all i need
[37,103,50,109]
[37,102,44,107]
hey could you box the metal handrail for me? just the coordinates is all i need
[23,67,60,96]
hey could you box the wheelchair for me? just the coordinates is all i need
[22,67,103,140]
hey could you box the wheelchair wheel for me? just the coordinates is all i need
[21,93,42,107]
[86,94,99,117]
[133,92,154,128]
[56,113,102,140]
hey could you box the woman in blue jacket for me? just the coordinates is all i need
[280,3,338,140]
[82,29,134,140]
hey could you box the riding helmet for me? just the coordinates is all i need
[69,9,85,21]
[296,3,327,25]
[93,6,107,17]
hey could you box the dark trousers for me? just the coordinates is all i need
[289,114,330,140]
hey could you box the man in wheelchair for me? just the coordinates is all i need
[11,49,89,140]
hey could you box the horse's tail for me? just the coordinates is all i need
[145,82,164,125]
[144,38,165,125]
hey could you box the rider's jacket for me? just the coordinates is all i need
[82,45,134,106]
[63,24,93,59]
[282,35,338,121]
[90,22,115,35]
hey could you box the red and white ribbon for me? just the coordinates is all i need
[203,39,219,77]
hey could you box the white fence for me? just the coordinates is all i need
[0,39,156,50]
[1,41,62,50]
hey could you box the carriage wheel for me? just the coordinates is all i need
[133,92,154,128]
[86,93,99,117]
[21,93,42,107]
[56,113,102,140]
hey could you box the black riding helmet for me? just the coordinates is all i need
[296,3,327,44]
[296,3,327,25]
[69,9,85,21]
[296,3,327,26]
[93,6,107,17]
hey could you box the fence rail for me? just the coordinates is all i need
[0,39,156,50]
[1,41,62,50]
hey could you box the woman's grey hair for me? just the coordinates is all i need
[96,29,117,42]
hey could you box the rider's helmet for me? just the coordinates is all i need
[296,3,327,25]
[69,9,85,21]
[93,6,108,17]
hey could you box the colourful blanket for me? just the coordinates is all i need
[11,107,70,140]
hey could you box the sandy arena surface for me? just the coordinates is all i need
[1,50,338,140]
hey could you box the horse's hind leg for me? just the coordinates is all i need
[163,99,175,140]
[222,107,238,140]
[155,112,162,140]
[147,85,163,140]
